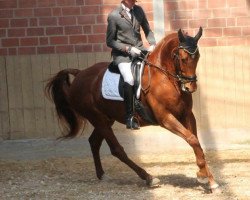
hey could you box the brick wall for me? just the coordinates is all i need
[0,0,249,56]
[164,0,250,46]
[0,0,154,56]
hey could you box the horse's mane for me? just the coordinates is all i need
[154,32,178,52]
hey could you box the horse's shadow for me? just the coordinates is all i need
[156,174,210,192]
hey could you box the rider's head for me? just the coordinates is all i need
[122,0,137,9]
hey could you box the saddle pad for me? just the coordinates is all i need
[102,69,124,101]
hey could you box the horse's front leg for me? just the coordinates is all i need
[162,113,219,192]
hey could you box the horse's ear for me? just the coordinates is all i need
[178,29,186,43]
[194,27,203,43]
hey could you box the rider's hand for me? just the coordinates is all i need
[129,47,141,58]
[148,45,155,52]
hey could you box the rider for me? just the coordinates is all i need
[106,0,156,129]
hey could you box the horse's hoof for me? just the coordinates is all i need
[209,183,221,193]
[197,172,209,184]
[197,176,209,184]
[100,174,111,181]
[146,177,160,187]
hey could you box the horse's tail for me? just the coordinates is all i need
[45,68,86,139]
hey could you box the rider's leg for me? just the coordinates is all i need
[118,62,139,130]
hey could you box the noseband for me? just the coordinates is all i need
[142,44,198,93]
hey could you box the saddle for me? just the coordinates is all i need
[107,55,157,125]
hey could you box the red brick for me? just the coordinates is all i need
[165,2,178,11]
[37,46,55,54]
[85,0,102,5]
[193,10,212,19]
[8,48,17,55]
[0,0,17,8]
[10,19,28,27]
[0,29,6,37]
[69,35,87,44]
[199,38,217,46]
[102,44,111,52]
[18,0,37,8]
[170,20,188,30]
[93,25,107,34]
[58,16,76,25]
[231,8,248,17]
[39,17,57,26]
[2,38,19,47]
[189,19,207,28]
[223,27,241,36]
[39,37,49,45]
[50,36,68,45]
[0,48,8,56]
[52,8,62,16]
[0,19,9,28]
[81,6,100,15]
[88,34,105,43]
[227,37,246,46]
[83,25,92,34]
[96,15,107,24]
[27,28,44,36]
[227,0,246,7]
[75,44,92,52]
[204,28,222,37]
[208,0,226,8]
[198,1,207,9]
[20,38,38,46]
[34,8,52,17]
[29,18,38,26]
[18,47,36,55]
[213,9,230,18]
[55,45,74,53]
[217,38,228,46]
[46,27,63,35]
[8,28,25,37]
[242,27,250,35]
[56,0,76,6]
[227,18,236,26]
[37,0,56,7]
[76,0,84,6]
[174,11,193,19]
[15,9,33,17]
[65,26,82,35]
[78,16,96,25]
[237,17,250,26]
[103,0,118,4]
[178,1,198,10]
[208,18,226,27]
[0,10,13,18]
[93,44,102,52]
[62,7,80,16]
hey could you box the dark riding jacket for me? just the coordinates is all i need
[106,4,156,65]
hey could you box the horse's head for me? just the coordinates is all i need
[174,27,203,93]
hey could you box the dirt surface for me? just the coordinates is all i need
[1,148,250,200]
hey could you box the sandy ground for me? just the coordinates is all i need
[0,131,250,200]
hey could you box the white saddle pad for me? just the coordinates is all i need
[101,62,144,101]
[101,70,124,101]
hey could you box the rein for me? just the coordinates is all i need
[141,46,197,89]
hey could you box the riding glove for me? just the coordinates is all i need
[128,47,141,58]
[148,45,155,52]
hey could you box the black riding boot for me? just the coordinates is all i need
[123,82,140,130]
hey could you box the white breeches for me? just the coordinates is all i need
[118,62,134,86]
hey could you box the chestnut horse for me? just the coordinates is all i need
[46,28,219,191]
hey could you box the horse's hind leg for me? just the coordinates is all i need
[102,126,159,186]
[88,129,104,179]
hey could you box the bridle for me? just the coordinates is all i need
[141,44,198,92]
